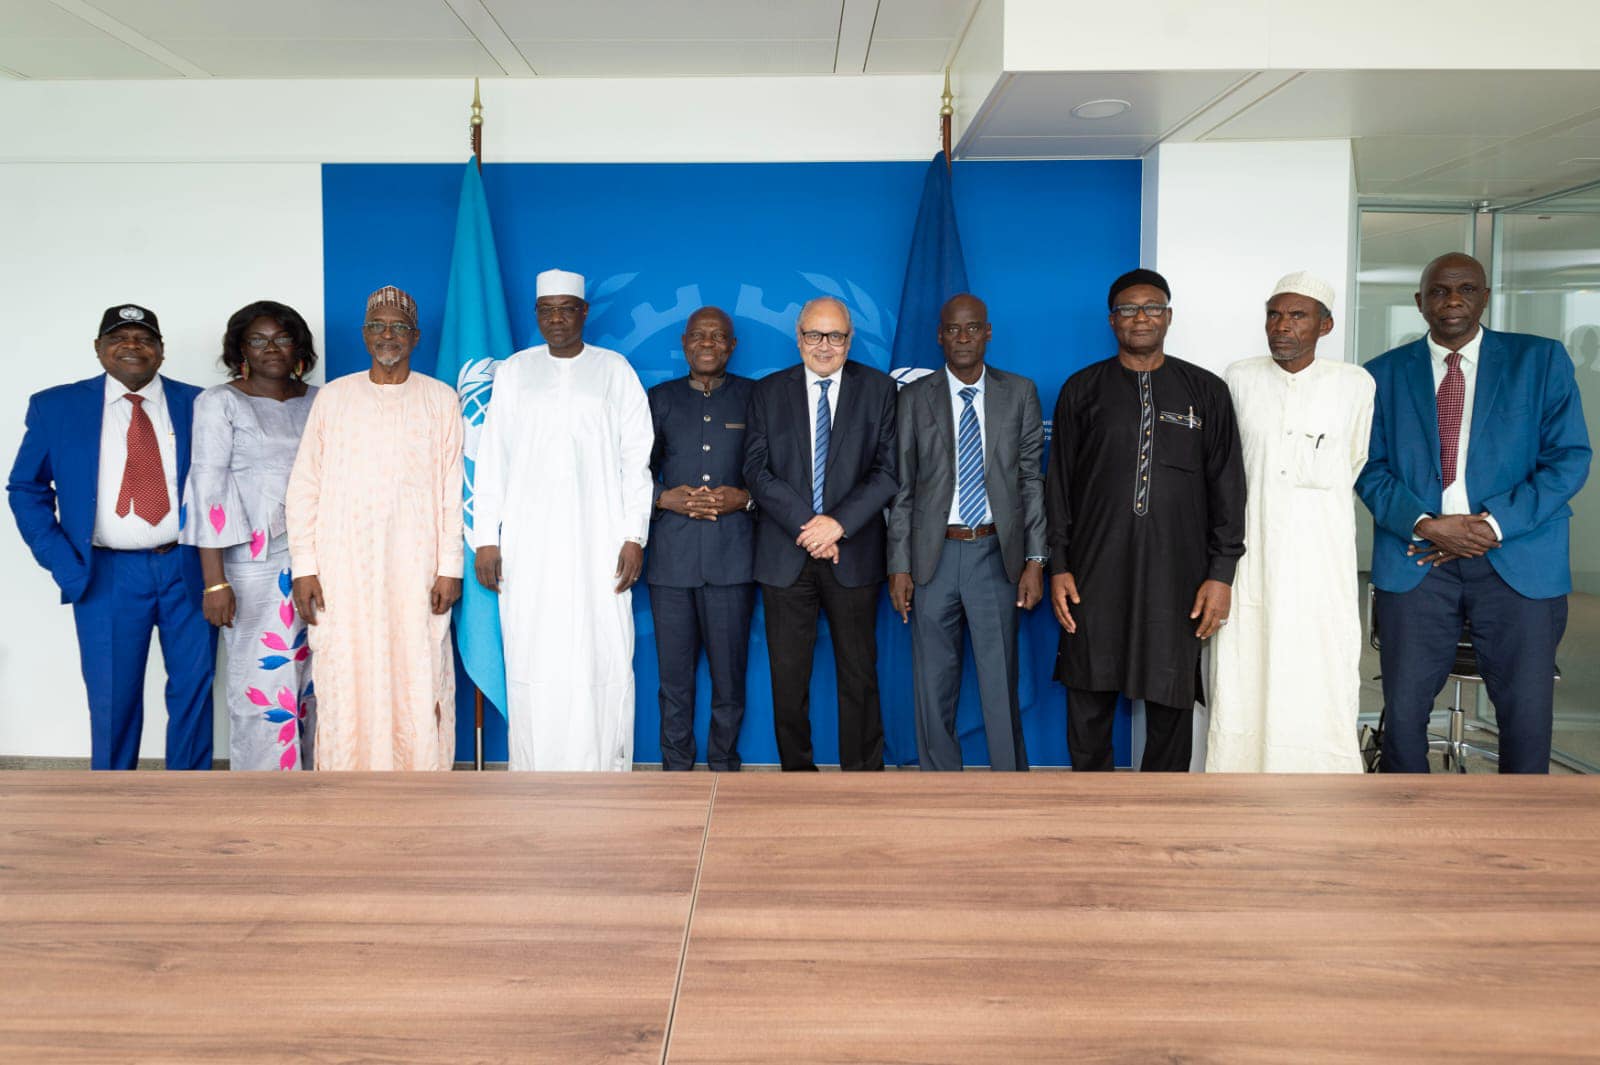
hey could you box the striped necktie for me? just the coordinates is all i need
[812,378,831,514]
[957,386,988,528]
[115,394,170,525]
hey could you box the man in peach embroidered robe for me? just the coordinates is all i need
[286,286,464,770]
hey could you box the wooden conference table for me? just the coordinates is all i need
[3,772,1598,1063]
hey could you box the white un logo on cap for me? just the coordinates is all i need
[119,306,144,321]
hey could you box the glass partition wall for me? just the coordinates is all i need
[1352,199,1597,771]
[1495,190,1600,771]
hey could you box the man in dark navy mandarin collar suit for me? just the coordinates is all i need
[1358,254,1590,773]
[743,297,898,770]
[646,307,756,771]
[886,294,1046,771]
[8,304,215,769]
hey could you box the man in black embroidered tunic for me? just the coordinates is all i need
[1045,269,1246,772]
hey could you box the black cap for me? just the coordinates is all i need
[97,304,162,340]
[1107,269,1171,311]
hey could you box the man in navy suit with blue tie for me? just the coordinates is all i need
[8,304,215,770]
[744,297,898,771]
[1358,254,1590,773]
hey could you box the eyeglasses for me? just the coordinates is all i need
[244,335,296,351]
[800,330,851,348]
[364,321,416,337]
[536,302,584,320]
[1112,303,1170,319]
[940,322,988,339]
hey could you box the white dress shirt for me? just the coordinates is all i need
[1416,329,1502,540]
[804,366,842,472]
[94,374,180,549]
[945,366,990,526]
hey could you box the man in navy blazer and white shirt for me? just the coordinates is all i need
[743,296,898,771]
[1358,254,1590,773]
[8,304,215,770]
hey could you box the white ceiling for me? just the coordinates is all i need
[0,0,980,78]
[5,0,1600,204]
[959,68,1600,205]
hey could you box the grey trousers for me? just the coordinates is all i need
[910,535,1028,771]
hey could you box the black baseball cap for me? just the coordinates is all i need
[97,304,162,340]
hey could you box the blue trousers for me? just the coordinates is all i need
[910,536,1027,771]
[649,582,755,771]
[70,546,216,770]
[1375,556,1566,774]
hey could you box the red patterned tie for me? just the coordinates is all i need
[1436,351,1465,488]
[115,394,170,525]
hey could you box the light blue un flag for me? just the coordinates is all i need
[435,158,510,716]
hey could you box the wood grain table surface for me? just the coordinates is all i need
[670,774,1600,1065]
[1,772,714,1064]
[4,772,1599,1064]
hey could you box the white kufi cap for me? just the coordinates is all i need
[536,268,586,300]
[1269,271,1336,312]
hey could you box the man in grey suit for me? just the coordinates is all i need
[887,294,1047,770]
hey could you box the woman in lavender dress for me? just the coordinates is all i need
[180,301,318,770]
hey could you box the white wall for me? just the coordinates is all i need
[1141,139,1356,376]
[0,76,943,163]
[0,74,946,760]
[0,162,324,760]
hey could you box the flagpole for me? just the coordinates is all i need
[469,77,485,771]
[940,69,953,167]
[470,78,484,169]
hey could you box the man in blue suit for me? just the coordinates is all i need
[8,304,215,770]
[1358,254,1590,773]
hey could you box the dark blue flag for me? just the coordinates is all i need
[889,152,969,375]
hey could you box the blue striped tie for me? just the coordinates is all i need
[812,378,831,514]
[957,386,988,528]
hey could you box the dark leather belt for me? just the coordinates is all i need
[102,542,178,554]
[945,524,996,541]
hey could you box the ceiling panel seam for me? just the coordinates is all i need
[1180,70,1304,144]
[45,0,212,77]
[442,0,537,76]
[1393,103,1600,189]
[940,0,984,73]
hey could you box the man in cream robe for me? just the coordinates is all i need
[1206,272,1376,772]
[471,269,654,771]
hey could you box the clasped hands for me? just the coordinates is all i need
[797,514,843,563]
[659,484,749,522]
[1409,513,1500,567]
[1050,572,1231,639]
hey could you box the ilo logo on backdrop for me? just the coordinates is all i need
[582,271,897,387]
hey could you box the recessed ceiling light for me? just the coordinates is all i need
[1071,98,1131,120]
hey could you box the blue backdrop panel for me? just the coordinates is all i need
[321,159,1141,766]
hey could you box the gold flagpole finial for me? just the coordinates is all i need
[940,70,954,167]
[470,78,484,166]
